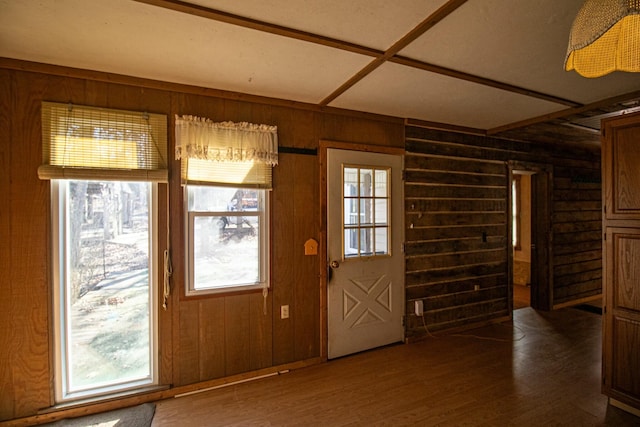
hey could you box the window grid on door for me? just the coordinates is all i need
[342,165,390,258]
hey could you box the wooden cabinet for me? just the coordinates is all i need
[602,112,640,415]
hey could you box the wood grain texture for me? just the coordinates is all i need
[249,292,273,371]
[9,72,51,417]
[292,154,320,361]
[177,302,200,386]
[224,295,252,376]
[602,112,640,412]
[271,153,296,365]
[0,68,14,419]
[198,298,226,380]
[614,127,640,212]
[151,308,640,427]
[405,125,603,335]
[156,184,173,386]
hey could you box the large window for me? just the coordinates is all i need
[186,186,268,295]
[52,180,157,401]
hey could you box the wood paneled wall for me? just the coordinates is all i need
[0,62,403,421]
[0,60,602,422]
[404,126,602,337]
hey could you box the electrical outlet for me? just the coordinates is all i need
[280,305,289,319]
[414,300,424,316]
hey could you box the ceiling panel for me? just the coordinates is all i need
[399,0,640,105]
[186,0,450,51]
[329,62,565,129]
[0,0,371,103]
[0,0,638,139]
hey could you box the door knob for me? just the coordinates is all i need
[330,260,340,269]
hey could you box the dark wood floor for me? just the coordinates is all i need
[152,308,639,426]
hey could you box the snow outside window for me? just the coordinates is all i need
[186,185,269,295]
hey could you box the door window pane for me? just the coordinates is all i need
[375,199,388,225]
[375,227,388,254]
[375,169,388,197]
[342,166,391,258]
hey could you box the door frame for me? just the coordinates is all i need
[508,161,554,311]
[319,140,405,361]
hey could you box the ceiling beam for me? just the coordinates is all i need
[136,0,582,110]
[405,117,486,136]
[319,0,469,106]
[487,90,640,135]
[390,56,581,108]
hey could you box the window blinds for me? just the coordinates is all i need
[39,102,168,182]
[180,158,273,188]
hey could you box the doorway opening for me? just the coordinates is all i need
[509,162,553,312]
[512,171,532,309]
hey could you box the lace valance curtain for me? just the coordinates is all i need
[175,115,278,166]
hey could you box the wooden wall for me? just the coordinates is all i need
[0,60,603,422]
[0,62,403,421]
[404,126,602,337]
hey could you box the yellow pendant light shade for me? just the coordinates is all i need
[565,0,640,78]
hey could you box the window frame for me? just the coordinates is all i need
[184,185,270,297]
[51,179,159,403]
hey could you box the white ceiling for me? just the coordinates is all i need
[1,0,639,134]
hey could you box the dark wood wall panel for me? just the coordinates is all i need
[271,153,297,366]
[321,113,403,148]
[0,63,402,421]
[0,69,14,418]
[199,298,227,380]
[552,167,603,304]
[405,126,602,337]
[404,133,509,335]
[7,72,56,417]
[292,154,320,361]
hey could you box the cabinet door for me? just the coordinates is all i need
[603,116,640,221]
[603,228,640,408]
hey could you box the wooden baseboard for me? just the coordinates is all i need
[610,398,640,417]
[1,357,322,427]
[553,294,602,310]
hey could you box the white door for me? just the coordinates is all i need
[327,148,404,359]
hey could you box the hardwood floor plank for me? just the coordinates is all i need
[152,308,639,426]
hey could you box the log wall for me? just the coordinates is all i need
[404,126,602,337]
